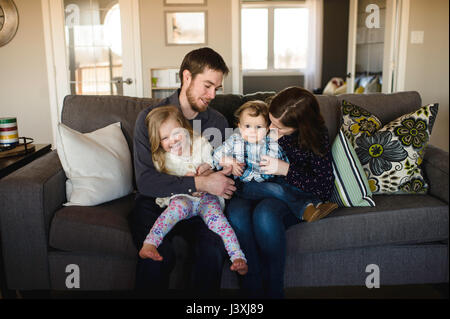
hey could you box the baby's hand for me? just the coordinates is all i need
[185,171,196,177]
[220,156,245,177]
[196,163,213,176]
[231,163,244,177]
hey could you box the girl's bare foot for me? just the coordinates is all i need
[230,258,248,275]
[139,243,163,261]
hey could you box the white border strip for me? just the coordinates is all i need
[396,0,410,92]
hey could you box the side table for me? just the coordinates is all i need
[0,144,52,299]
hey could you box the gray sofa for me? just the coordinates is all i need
[0,91,448,293]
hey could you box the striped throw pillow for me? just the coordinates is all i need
[330,129,375,207]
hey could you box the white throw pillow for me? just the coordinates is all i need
[56,122,133,206]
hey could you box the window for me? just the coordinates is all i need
[241,3,309,72]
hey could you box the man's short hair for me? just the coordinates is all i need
[179,47,229,86]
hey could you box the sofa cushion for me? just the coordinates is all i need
[330,130,375,207]
[56,122,134,206]
[209,93,245,128]
[286,194,448,254]
[316,95,342,142]
[61,95,157,157]
[49,194,137,258]
[341,100,439,195]
[337,91,422,126]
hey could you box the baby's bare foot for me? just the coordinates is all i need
[139,243,163,261]
[230,258,248,275]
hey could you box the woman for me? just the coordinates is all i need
[226,86,336,298]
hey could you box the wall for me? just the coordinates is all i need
[139,0,233,97]
[321,0,349,88]
[0,0,53,145]
[243,74,304,94]
[0,0,448,152]
[404,0,449,151]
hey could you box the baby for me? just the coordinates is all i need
[213,100,317,220]
[213,100,287,181]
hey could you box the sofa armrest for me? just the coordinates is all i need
[0,150,66,289]
[423,144,449,204]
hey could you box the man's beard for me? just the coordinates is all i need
[186,82,208,113]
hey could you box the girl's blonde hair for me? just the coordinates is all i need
[145,105,193,173]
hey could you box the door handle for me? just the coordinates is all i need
[114,78,133,85]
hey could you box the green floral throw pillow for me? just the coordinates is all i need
[341,100,439,194]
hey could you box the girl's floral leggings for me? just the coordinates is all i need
[144,193,246,263]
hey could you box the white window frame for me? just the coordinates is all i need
[241,1,308,76]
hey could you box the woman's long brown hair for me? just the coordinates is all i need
[269,86,327,156]
[145,105,193,173]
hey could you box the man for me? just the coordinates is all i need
[129,47,236,297]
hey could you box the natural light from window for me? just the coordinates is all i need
[241,6,309,71]
[104,4,122,56]
[274,8,308,69]
[241,8,268,70]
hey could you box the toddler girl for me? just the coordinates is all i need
[139,105,248,275]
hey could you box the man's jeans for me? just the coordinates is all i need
[129,193,226,298]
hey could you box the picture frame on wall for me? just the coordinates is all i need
[165,11,207,46]
[164,0,207,5]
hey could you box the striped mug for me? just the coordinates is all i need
[0,117,19,149]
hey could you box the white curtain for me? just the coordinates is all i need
[304,0,323,91]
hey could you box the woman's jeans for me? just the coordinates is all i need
[226,178,319,298]
[235,177,320,220]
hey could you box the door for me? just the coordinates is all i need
[42,0,142,146]
[63,0,142,97]
[346,0,397,93]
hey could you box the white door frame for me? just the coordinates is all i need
[120,0,143,97]
[231,0,241,94]
[394,0,409,92]
[41,0,143,147]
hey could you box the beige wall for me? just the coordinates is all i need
[0,0,53,145]
[404,0,449,151]
[139,0,233,97]
[0,0,448,153]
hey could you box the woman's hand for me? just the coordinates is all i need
[259,155,289,176]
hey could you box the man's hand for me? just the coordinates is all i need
[194,166,236,199]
